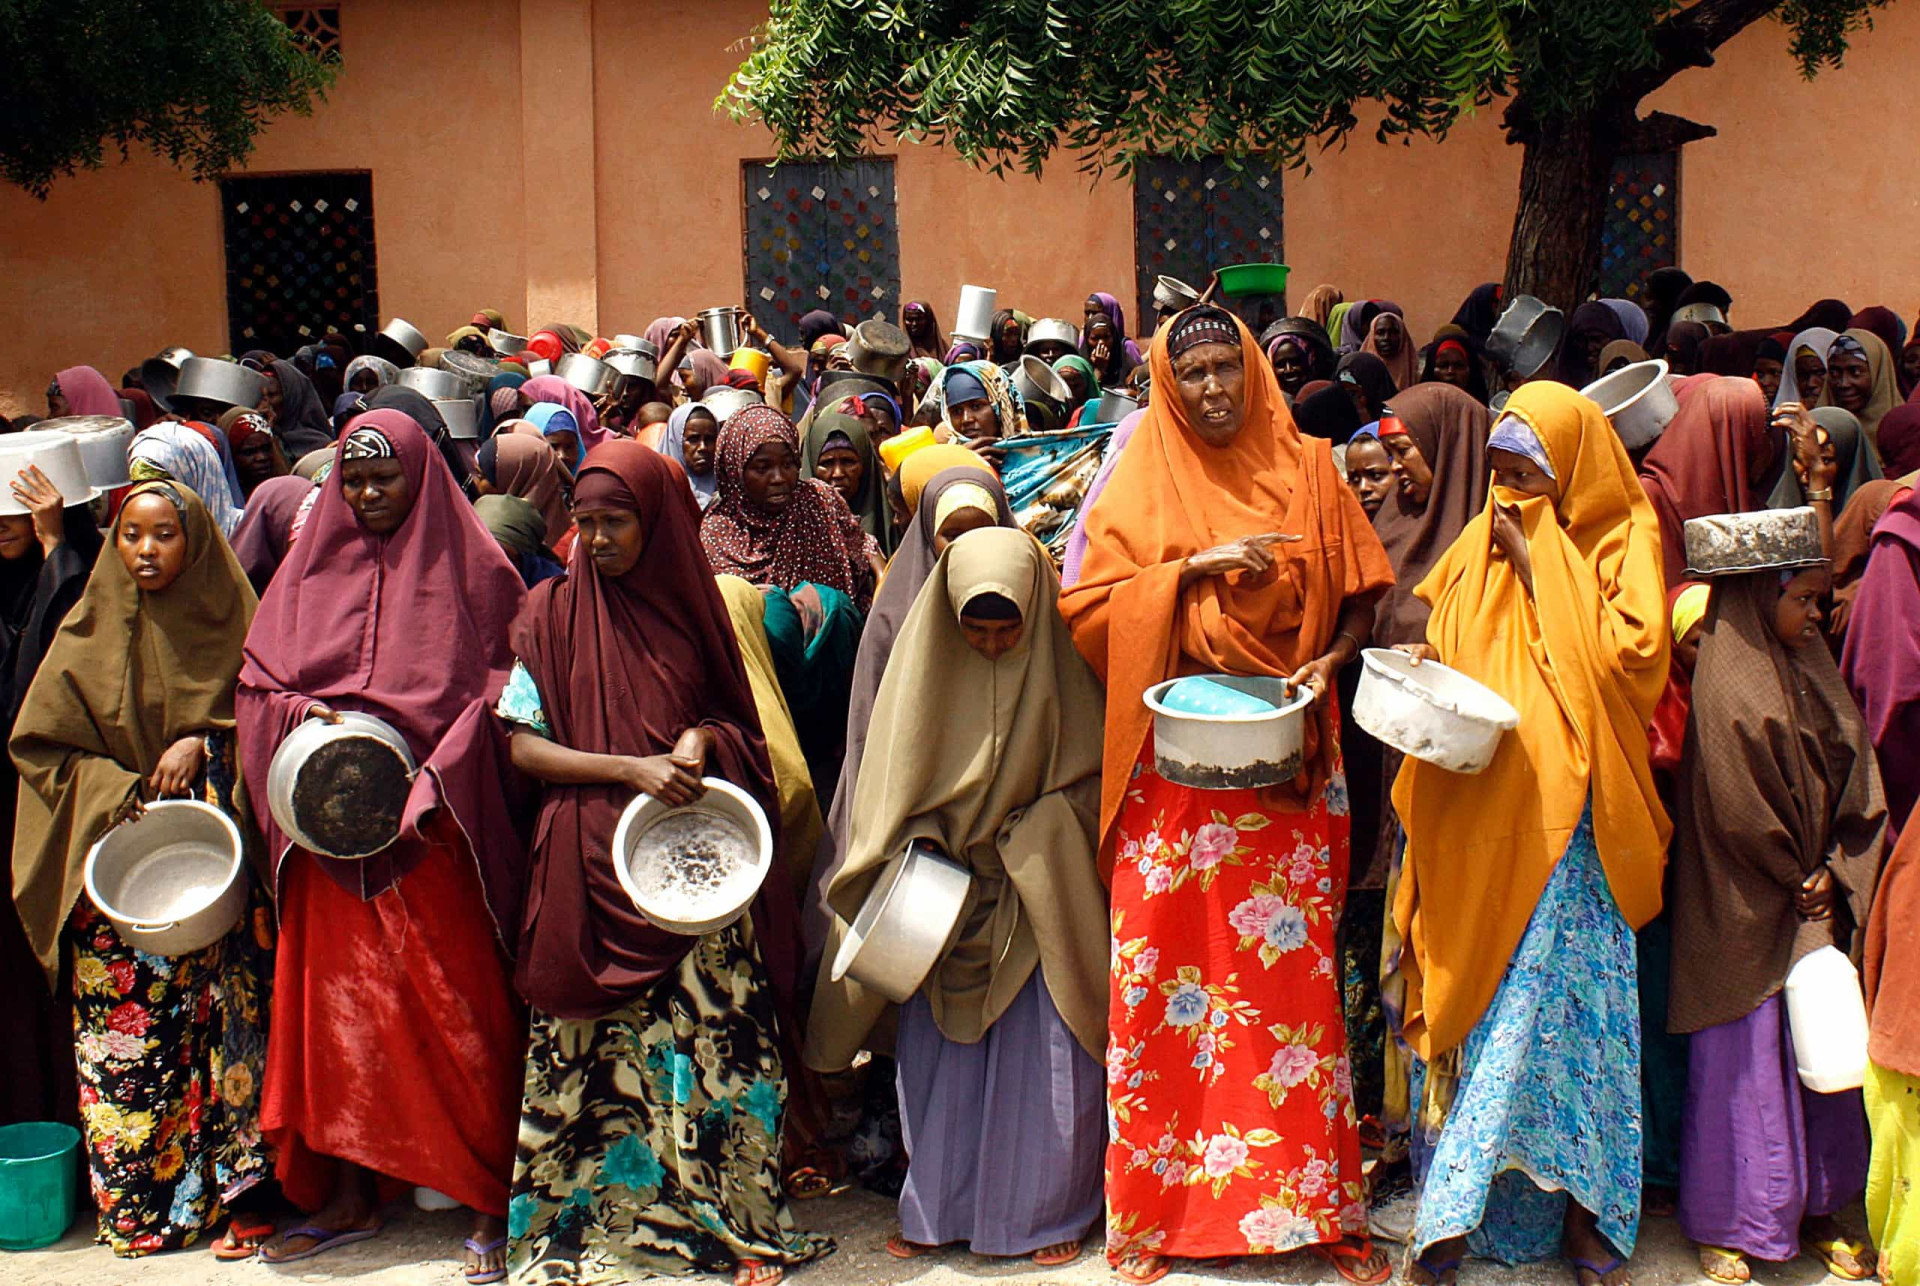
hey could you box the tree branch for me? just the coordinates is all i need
[1618,0,1786,102]
[1618,110,1719,153]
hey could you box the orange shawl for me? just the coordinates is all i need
[1392,381,1671,1060]
[1060,310,1394,868]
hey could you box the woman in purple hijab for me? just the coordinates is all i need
[1081,291,1144,381]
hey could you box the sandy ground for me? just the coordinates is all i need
[7,1185,1867,1286]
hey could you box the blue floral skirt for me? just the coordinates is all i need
[1410,805,1643,1265]
[508,918,830,1282]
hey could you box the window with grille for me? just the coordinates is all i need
[1133,156,1286,332]
[743,159,901,342]
[220,172,379,357]
[277,6,342,62]
[1598,151,1680,301]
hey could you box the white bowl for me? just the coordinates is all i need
[25,417,132,490]
[1353,648,1518,775]
[0,431,102,516]
[1142,674,1314,790]
[610,778,772,936]
[830,839,972,1003]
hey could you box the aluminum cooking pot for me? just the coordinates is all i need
[1025,318,1081,352]
[701,386,763,425]
[266,712,418,860]
[1353,648,1519,775]
[397,366,467,401]
[556,352,614,398]
[1581,358,1677,451]
[32,416,134,490]
[1012,355,1072,412]
[435,398,479,440]
[0,432,100,517]
[610,778,773,935]
[140,346,194,411]
[1486,295,1565,378]
[1154,275,1202,314]
[84,800,246,956]
[174,357,264,412]
[953,285,996,342]
[604,349,657,382]
[697,307,743,359]
[487,328,530,357]
[373,317,429,368]
[1093,387,1140,425]
[439,349,498,395]
[1683,506,1825,578]
[1143,674,1314,789]
[830,839,973,1004]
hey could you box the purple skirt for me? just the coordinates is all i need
[895,970,1103,1255]
[1678,992,1870,1260]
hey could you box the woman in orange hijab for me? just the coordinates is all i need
[1391,383,1669,1286]
[1062,306,1393,1286]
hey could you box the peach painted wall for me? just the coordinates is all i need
[5,0,1917,419]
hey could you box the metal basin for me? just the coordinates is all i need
[830,839,973,1004]
[610,778,772,936]
[435,399,479,440]
[604,349,657,382]
[396,367,466,401]
[0,432,100,516]
[556,352,614,398]
[26,417,131,490]
[487,328,529,356]
[1353,648,1519,775]
[1154,276,1201,313]
[1093,387,1140,425]
[439,349,498,395]
[373,317,428,367]
[1581,358,1677,450]
[701,386,762,425]
[1143,674,1314,789]
[1683,506,1825,578]
[84,800,246,956]
[1026,318,1081,351]
[266,712,418,859]
[141,347,194,411]
[175,358,263,411]
[1487,295,1565,378]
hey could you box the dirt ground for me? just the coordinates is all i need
[6,1184,1866,1286]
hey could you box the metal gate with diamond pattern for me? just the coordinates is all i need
[1133,155,1286,331]
[220,171,379,357]
[743,160,901,341]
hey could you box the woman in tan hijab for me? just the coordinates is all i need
[808,527,1109,1268]
[11,481,271,1259]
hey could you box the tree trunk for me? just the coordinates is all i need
[1503,111,1617,314]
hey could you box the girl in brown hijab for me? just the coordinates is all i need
[809,528,1108,1268]
[498,441,824,1286]
[11,481,271,1258]
[1668,556,1886,1284]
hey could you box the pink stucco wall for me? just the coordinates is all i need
[3,0,1914,418]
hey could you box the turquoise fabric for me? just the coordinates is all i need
[1409,803,1643,1265]
[495,659,551,739]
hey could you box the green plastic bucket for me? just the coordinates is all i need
[1217,262,1291,298]
[0,1121,80,1250]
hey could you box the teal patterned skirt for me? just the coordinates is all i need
[509,918,830,1282]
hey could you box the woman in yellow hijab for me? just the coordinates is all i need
[1392,383,1669,1286]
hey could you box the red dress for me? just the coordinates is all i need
[260,821,524,1216]
[1105,734,1367,1264]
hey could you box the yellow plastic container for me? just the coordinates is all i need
[878,426,934,471]
[728,348,772,384]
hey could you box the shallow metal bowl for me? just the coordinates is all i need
[610,778,772,936]
[266,712,417,859]
[830,839,972,1003]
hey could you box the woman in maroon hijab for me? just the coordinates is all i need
[1638,377,1780,588]
[497,441,824,1286]
[237,409,529,1282]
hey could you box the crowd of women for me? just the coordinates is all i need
[1,274,1916,1286]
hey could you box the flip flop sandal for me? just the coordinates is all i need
[1803,1235,1877,1281]
[1699,1245,1750,1284]
[886,1235,943,1259]
[1115,1254,1172,1285]
[258,1223,383,1265]
[212,1215,277,1262]
[1571,1255,1631,1286]
[463,1235,509,1284]
[1032,1239,1083,1267]
[1314,1236,1394,1286]
[734,1258,783,1286]
[785,1167,833,1199]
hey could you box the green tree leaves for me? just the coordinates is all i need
[1,0,337,198]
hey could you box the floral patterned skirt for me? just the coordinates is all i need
[509,918,831,1283]
[1106,736,1366,1264]
[67,890,272,1256]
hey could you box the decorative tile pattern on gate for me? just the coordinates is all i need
[1598,151,1679,302]
[1134,155,1287,331]
[220,171,379,357]
[743,159,901,342]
